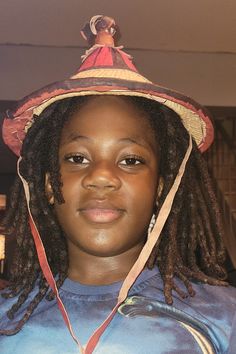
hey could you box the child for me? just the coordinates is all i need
[0,15,236,354]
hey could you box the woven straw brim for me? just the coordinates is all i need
[2,68,214,156]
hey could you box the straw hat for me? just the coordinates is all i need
[2,15,214,156]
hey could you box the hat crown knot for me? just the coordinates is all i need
[78,15,137,73]
[81,15,117,47]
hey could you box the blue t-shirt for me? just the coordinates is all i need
[0,267,236,353]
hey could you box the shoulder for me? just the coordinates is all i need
[131,270,236,353]
[189,282,236,316]
[172,283,236,354]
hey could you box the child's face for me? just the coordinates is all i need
[47,96,159,259]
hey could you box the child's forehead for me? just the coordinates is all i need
[60,96,159,152]
[71,95,150,116]
[64,96,156,134]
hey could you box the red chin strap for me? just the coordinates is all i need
[17,135,192,354]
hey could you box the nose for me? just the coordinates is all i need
[82,161,121,192]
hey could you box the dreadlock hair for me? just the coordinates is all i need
[0,95,227,335]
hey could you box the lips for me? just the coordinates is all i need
[79,200,124,223]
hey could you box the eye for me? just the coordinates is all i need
[119,155,145,166]
[64,154,89,164]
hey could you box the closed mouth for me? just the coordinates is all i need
[79,208,124,223]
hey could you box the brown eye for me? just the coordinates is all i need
[65,154,89,164]
[119,155,145,166]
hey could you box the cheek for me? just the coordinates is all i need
[125,173,158,220]
[59,173,84,209]
[53,175,81,222]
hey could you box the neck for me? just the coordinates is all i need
[67,242,144,285]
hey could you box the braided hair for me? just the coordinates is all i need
[0,95,227,335]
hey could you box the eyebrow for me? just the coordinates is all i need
[117,137,150,149]
[63,134,151,150]
[63,134,91,143]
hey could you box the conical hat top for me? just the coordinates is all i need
[2,15,213,156]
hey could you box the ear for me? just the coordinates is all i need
[45,173,54,205]
[157,176,164,200]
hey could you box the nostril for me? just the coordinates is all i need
[81,163,122,191]
[83,174,121,191]
[85,181,118,190]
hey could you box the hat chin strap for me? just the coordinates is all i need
[17,135,192,354]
